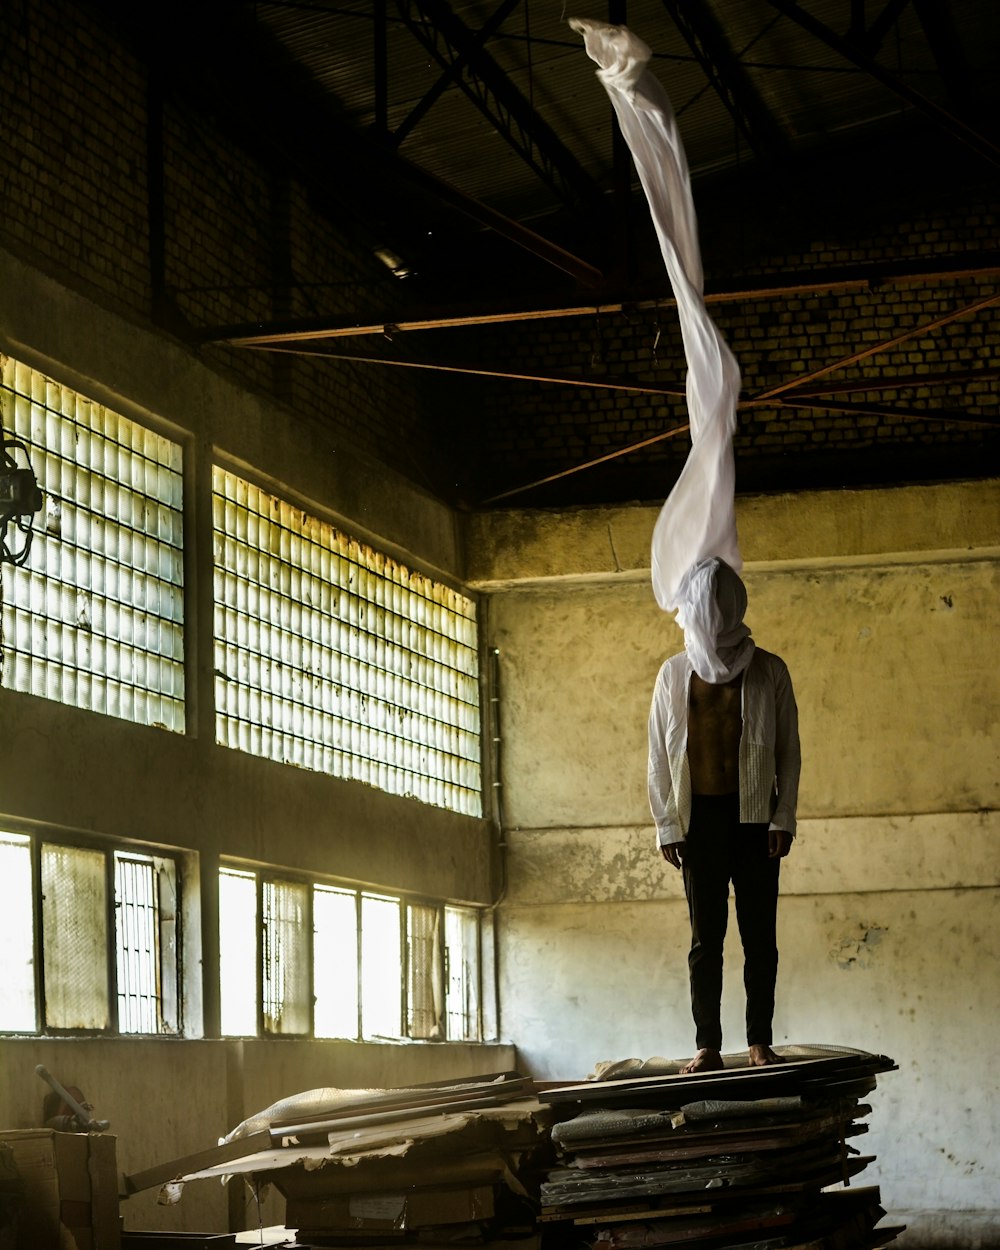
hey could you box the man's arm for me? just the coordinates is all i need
[768,828,793,859]
[648,664,685,868]
[661,841,685,868]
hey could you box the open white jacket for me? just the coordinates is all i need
[648,647,801,847]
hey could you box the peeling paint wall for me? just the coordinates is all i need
[470,482,1000,1233]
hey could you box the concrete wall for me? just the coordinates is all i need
[466,480,1000,1241]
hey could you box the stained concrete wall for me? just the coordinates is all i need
[466,480,1000,1241]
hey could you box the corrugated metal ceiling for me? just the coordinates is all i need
[253,0,1000,226]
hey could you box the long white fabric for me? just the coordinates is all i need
[571,20,744,679]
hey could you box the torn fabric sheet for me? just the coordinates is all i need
[570,20,743,671]
[222,1074,514,1143]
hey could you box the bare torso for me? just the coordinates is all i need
[687,671,742,793]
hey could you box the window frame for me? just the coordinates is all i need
[0,825,185,1038]
[0,353,188,733]
[219,858,483,1044]
[211,462,484,817]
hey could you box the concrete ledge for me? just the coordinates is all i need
[502,809,1000,905]
[464,480,1000,587]
[886,1209,1000,1247]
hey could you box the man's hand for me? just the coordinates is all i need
[769,829,792,859]
[661,842,684,869]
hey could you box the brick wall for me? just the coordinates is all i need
[1,0,995,510]
[447,187,999,506]
[0,0,441,490]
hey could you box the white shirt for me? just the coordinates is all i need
[647,647,801,847]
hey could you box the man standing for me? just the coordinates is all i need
[648,556,800,1074]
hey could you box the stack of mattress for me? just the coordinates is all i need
[537,1046,903,1250]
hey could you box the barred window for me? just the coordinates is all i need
[0,832,181,1035]
[212,469,481,816]
[0,356,185,730]
[220,864,482,1042]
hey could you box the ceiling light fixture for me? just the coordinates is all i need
[373,246,415,279]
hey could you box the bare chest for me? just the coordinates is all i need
[687,672,743,792]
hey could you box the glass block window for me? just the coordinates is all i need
[213,468,481,815]
[0,355,185,731]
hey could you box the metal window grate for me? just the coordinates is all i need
[114,853,162,1034]
[262,879,310,1035]
[212,469,482,816]
[407,903,442,1040]
[0,355,185,730]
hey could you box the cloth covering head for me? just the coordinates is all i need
[674,556,754,684]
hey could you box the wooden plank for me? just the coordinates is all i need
[123,1129,273,1195]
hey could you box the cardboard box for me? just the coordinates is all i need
[270,1150,514,1202]
[286,1183,496,1232]
[0,1129,120,1250]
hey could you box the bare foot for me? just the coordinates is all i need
[680,1048,725,1074]
[747,1044,783,1067]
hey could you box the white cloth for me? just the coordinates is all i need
[675,556,754,683]
[571,20,743,677]
[647,648,800,846]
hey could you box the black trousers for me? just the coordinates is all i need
[681,793,780,1050]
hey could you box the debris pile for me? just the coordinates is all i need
[126,1072,554,1248]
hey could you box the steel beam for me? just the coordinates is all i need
[253,342,688,398]
[393,0,605,213]
[774,396,1000,428]
[481,422,691,505]
[196,255,1000,344]
[850,0,912,56]
[773,366,1000,398]
[761,0,1000,168]
[660,0,788,163]
[390,0,523,149]
[910,0,982,113]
